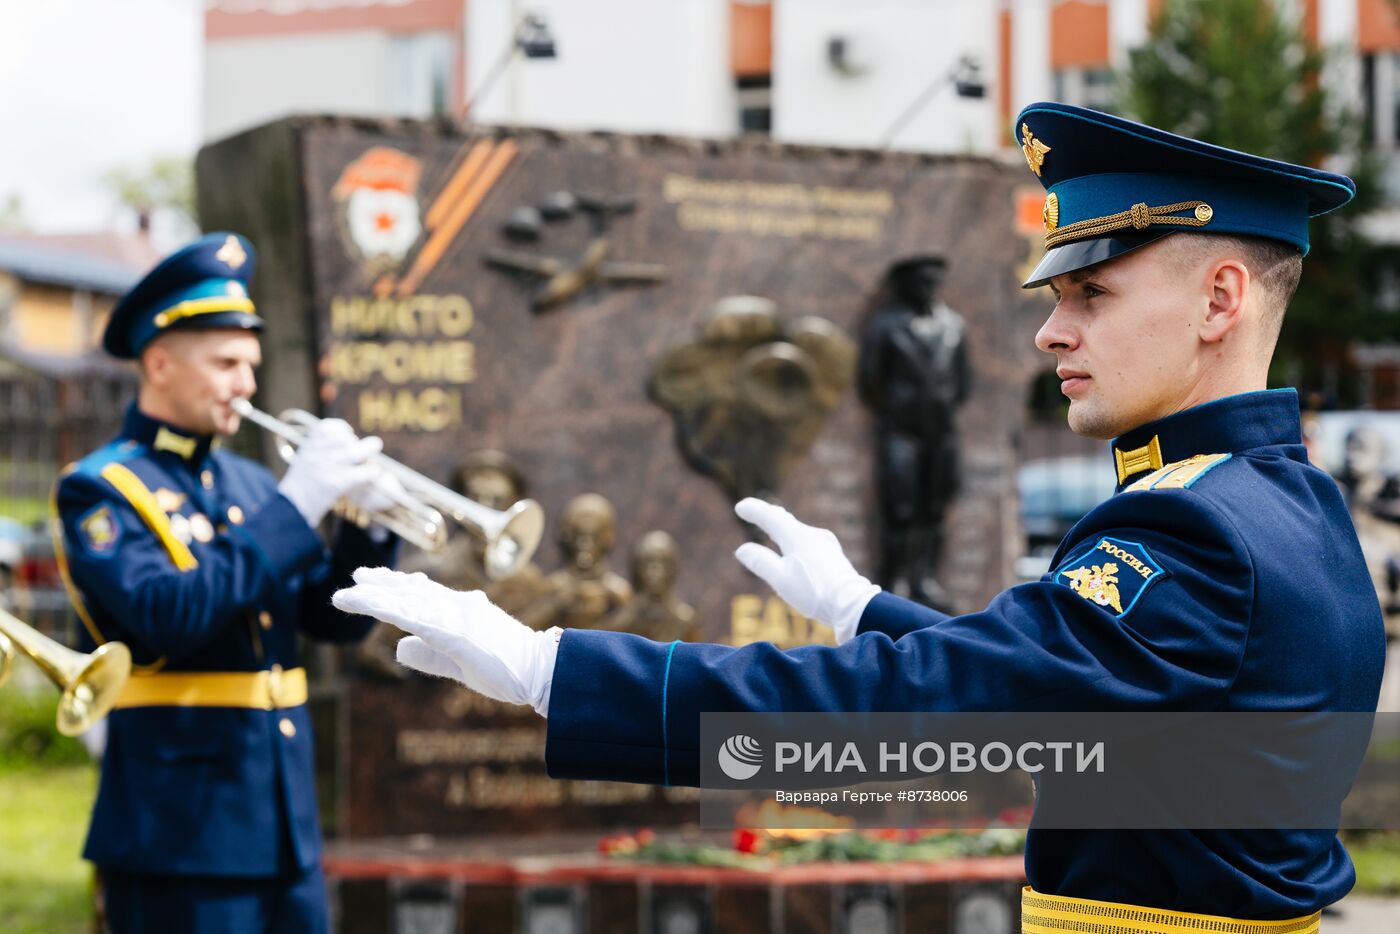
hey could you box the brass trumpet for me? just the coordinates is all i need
[0,608,131,736]
[230,399,545,580]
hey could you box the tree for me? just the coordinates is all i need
[1120,0,1397,406]
[103,157,196,233]
[0,193,25,231]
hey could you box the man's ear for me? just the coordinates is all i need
[139,343,168,386]
[1200,259,1249,344]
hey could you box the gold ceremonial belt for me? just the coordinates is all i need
[113,666,308,711]
[1022,887,1321,934]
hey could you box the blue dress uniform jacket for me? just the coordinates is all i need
[544,389,1386,919]
[56,404,395,877]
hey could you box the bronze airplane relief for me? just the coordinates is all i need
[483,192,668,311]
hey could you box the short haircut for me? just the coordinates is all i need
[1166,233,1303,339]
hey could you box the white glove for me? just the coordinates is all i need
[341,469,410,542]
[278,419,383,527]
[733,497,880,645]
[331,566,559,716]
[343,469,408,515]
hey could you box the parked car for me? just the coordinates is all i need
[0,516,24,591]
[1015,456,1115,581]
[17,520,62,590]
[0,518,70,626]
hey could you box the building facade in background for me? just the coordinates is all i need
[200,2,1396,163]
[198,0,1400,400]
[0,233,157,358]
[204,0,467,143]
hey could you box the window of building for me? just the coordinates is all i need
[1051,67,1114,113]
[1372,249,1400,314]
[737,74,772,134]
[389,31,455,118]
[1363,52,1400,148]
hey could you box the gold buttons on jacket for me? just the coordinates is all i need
[258,611,273,630]
[168,513,193,545]
[280,718,297,738]
[189,514,214,543]
[201,470,214,490]
[228,505,244,525]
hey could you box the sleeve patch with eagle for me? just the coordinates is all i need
[1055,536,1166,618]
[77,504,121,557]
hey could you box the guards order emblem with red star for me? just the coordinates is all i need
[332,147,425,276]
[1055,536,1165,618]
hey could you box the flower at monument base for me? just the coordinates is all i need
[597,828,655,856]
[597,833,638,856]
[732,828,764,854]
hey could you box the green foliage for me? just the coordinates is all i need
[1120,0,1400,403]
[1122,0,1333,158]
[102,156,196,225]
[607,828,1025,868]
[0,763,98,934]
[0,192,26,231]
[0,683,91,768]
[1344,831,1400,895]
[764,828,1025,865]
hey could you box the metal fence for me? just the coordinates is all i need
[0,360,136,643]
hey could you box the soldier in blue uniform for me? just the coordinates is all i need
[334,104,1387,931]
[55,233,398,933]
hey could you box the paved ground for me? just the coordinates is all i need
[1323,895,1399,932]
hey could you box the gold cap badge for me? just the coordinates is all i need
[1043,192,1060,232]
[215,235,247,270]
[1022,123,1051,177]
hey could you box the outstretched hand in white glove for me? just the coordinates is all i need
[733,497,880,645]
[332,567,559,716]
[278,418,385,527]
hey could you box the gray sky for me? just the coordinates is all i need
[0,0,202,244]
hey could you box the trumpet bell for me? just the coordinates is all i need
[0,610,132,737]
[57,642,132,737]
[0,630,13,688]
[481,499,546,580]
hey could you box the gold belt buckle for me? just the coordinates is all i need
[267,664,285,709]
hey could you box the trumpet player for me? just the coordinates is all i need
[53,232,399,934]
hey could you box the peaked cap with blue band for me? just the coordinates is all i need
[1015,102,1356,289]
[103,232,264,359]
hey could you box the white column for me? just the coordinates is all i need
[465,0,518,125]
[1108,0,1150,70]
[1011,0,1052,114]
[1319,0,1363,122]
[1376,53,1396,150]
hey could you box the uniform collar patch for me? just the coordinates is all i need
[1107,390,1302,488]
[1056,536,1166,618]
[154,426,197,459]
[1114,434,1163,485]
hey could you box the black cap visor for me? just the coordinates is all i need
[166,311,265,336]
[122,311,266,358]
[1021,231,1175,289]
